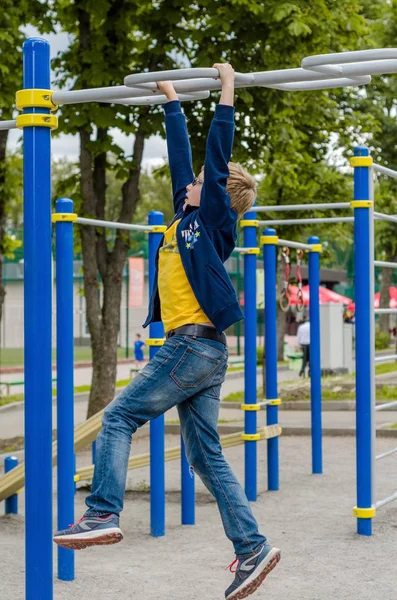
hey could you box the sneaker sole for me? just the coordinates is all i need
[227,548,281,600]
[54,531,123,550]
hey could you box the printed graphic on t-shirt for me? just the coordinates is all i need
[181,219,200,250]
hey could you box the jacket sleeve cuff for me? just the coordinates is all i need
[215,104,235,122]
[164,100,182,115]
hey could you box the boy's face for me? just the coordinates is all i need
[184,172,204,211]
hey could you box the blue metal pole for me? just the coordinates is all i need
[22,37,53,600]
[148,211,165,537]
[308,236,323,475]
[55,198,75,581]
[351,146,374,536]
[262,228,279,491]
[181,437,195,525]
[243,210,258,501]
[4,457,18,515]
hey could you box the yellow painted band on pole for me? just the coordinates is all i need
[16,89,57,111]
[350,200,373,209]
[309,244,322,253]
[146,338,165,346]
[240,404,261,411]
[240,220,259,228]
[241,433,261,441]
[52,213,78,223]
[349,156,373,167]
[353,506,376,519]
[16,114,58,130]
[148,226,167,233]
[240,248,260,255]
[260,235,279,245]
[268,398,281,406]
[74,475,80,483]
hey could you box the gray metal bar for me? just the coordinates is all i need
[259,217,353,226]
[302,49,397,68]
[374,354,397,364]
[268,76,370,91]
[76,217,154,232]
[125,68,254,87]
[373,211,397,224]
[277,238,313,251]
[233,247,259,254]
[102,91,210,106]
[374,260,397,269]
[255,203,350,213]
[374,308,397,314]
[376,447,397,461]
[0,120,17,130]
[52,85,157,105]
[373,163,397,180]
[376,490,397,510]
[375,400,397,412]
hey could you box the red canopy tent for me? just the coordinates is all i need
[347,286,397,311]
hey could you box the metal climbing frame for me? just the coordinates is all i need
[9,38,397,600]
[351,149,397,536]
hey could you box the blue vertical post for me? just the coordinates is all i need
[262,229,279,491]
[181,437,195,525]
[22,38,53,600]
[243,211,258,501]
[148,211,165,537]
[351,147,374,536]
[55,198,75,581]
[308,237,323,475]
[4,457,18,515]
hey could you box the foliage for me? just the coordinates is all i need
[375,329,390,350]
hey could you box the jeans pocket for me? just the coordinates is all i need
[170,345,221,389]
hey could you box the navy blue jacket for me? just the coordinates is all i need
[143,100,244,334]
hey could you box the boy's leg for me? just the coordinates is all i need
[178,375,280,600]
[53,335,227,548]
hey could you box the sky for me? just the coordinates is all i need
[8,27,168,169]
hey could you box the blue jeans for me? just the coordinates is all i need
[85,335,266,556]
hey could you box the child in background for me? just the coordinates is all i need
[133,333,145,369]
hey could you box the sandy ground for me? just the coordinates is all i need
[1,434,397,600]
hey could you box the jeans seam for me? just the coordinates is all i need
[170,346,221,389]
[186,402,256,554]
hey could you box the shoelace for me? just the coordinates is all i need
[68,516,84,529]
[225,559,240,573]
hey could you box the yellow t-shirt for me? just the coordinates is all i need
[158,219,210,332]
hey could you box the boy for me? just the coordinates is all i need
[133,333,145,369]
[54,64,280,600]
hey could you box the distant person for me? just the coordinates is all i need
[297,316,310,377]
[133,333,145,368]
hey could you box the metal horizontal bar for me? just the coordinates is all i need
[101,91,210,106]
[76,217,154,232]
[376,490,397,510]
[125,68,254,87]
[376,447,397,461]
[277,238,313,251]
[268,76,370,91]
[373,163,397,180]
[52,85,161,105]
[259,217,354,226]
[0,120,17,131]
[375,400,397,412]
[374,308,397,314]
[255,203,350,213]
[373,211,397,224]
[374,260,397,269]
[302,49,397,68]
[374,354,397,364]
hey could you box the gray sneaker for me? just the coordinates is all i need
[53,513,123,550]
[225,545,281,599]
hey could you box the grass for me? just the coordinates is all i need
[0,393,24,407]
[0,346,130,368]
[375,362,397,375]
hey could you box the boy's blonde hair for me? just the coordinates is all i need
[226,162,257,218]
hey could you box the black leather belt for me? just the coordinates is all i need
[166,324,227,345]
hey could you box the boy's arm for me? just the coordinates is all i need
[199,64,236,229]
[158,81,194,215]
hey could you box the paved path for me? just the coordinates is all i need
[1,436,397,600]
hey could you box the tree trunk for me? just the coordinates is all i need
[378,253,396,336]
[0,129,9,326]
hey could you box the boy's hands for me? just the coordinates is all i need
[213,62,235,107]
[213,63,235,85]
[157,81,178,102]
